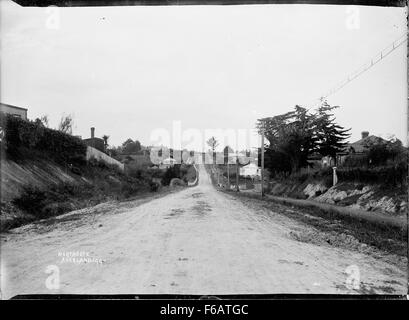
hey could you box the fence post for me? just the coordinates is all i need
[227,162,230,190]
[333,166,338,186]
[236,153,239,192]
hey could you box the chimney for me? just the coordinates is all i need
[91,127,95,139]
[361,131,369,139]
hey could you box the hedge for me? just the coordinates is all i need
[336,165,407,187]
[2,114,87,166]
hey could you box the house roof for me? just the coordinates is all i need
[0,102,28,111]
[162,158,177,164]
[348,135,387,153]
[83,137,104,142]
[243,162,259,168]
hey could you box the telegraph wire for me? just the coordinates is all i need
[308,30,408,108]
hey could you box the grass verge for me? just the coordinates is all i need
[222,189,407,258]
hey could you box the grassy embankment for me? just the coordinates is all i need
[0,115,194,231]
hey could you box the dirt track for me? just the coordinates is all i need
[1,166,407,298]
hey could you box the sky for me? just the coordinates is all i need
[0,1,407,152]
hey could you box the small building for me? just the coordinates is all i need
[239,162,261,177]
[159,157,178,169]
[83,127,105,153]
[0,102,28,120]
[347,131,387,153]
[336,131,389,166]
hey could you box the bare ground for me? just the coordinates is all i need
[0,166,407,298]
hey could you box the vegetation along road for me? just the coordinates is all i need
[1,166,407,298]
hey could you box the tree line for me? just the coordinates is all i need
[256,101,351,174]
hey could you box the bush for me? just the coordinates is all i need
[336,163,407,187]
[12,186,47,215]
[170,178,186,187]
[162,165,181,186]
[367,142,401,166]
[3,114,86,166]
[121,182,142,198]
[343,155,369,168]
[42,202,75,218]
[149,181,159,192]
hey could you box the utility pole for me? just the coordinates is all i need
[261,128,265,197]
[227,161,230,190]
[236,152,239,192]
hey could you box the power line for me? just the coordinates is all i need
[308,31,408,108]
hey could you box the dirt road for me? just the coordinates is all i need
[1,166,407,298]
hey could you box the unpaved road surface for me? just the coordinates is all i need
[1,166,407,298]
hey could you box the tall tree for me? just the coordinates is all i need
[102,135,109,152]
[315,101,351,160]
[207,136,219,163]
[257,105,318,172]
[58,114,73,135]
[134,140,141,152]
[36,115,49,128]
[207,136,219,152]
[121,138,141,154]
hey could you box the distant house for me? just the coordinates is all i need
[159,157,177,169]
[0,102,28,120]
[346,131,387,154]
[240,162,261,177]
[307,131,390,168]
[83,127,105,153]
[336,131,389,165]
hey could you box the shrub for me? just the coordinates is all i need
[336,163,407,187]
[3,114,87,166]
[343,155,369,168]
[149,181,159,192]
[12,186,47,215]
[367,142,401,166]
[162,165,181,186]
[41,202,75,218]
[170,178,186,187]
[121,182,142,198]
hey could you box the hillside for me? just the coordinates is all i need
[267,177,407,216]
[0,115,199,232]
[0,115,156,231]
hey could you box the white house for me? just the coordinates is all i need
[239,162,261,177]
[159,157,178,169]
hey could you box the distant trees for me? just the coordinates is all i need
[256,101,350,173]
[121,138,141,154]
[102,135,109,152]
[4,114,86,166]
[257,149,292,176]
[107,147,118,157]
[365,136,404,166]
[257,105,318,172]
[35,115,49,128]
[207,136,219,163]
[207,137,219,152]
[58,114,73,135]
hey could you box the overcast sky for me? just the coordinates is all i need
[1,1,407,151]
